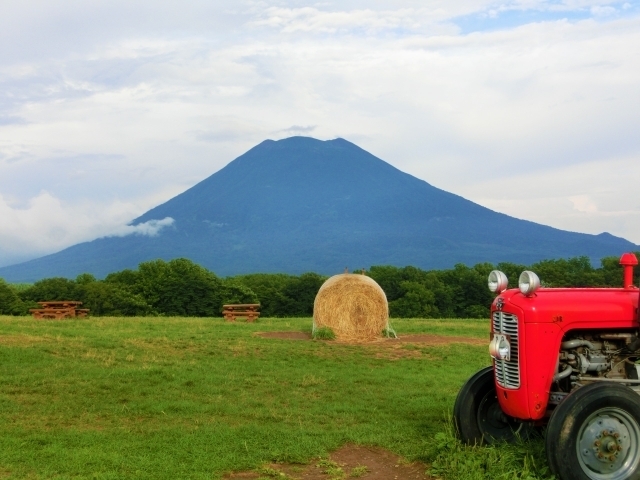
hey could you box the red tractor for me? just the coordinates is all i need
[454,253,640,480]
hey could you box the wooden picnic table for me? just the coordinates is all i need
[30,301,90,320]
[222,304,260,323]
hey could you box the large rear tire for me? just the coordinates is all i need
[454,366,532,445]
[546,382,640,480]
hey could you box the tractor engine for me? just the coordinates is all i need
[555,333,640,386]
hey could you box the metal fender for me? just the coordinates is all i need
[524,322,563,419]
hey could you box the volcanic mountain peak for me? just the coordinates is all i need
[1,136,637,282]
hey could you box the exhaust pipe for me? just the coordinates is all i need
[619,253,638,289]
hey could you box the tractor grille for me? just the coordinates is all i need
[492,311,520,389]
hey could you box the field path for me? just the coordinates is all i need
[256,331,486,346]
[224,443,433,479]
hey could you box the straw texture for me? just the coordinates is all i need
[313,274,389,342]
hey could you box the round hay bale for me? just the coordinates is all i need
[313,274,389,342]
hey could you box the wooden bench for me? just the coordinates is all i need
[222,304,260,322]
[30,301,89,319]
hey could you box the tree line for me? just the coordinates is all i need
[1,253,638,318]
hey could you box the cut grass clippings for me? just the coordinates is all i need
[0,316,550,479]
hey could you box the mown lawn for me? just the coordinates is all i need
[0,316,550,479]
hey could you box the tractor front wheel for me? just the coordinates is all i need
[453,366,532,445]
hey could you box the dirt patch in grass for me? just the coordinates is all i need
[255,331,484,346]
[394,334,485,346]
[224,443,432,479]
[256,331,485,360]
[256,331,312,340]
[370,335,486,360]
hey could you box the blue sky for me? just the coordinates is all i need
[455,8,592,33]
[453,1,638,33]
[1,1,639,267]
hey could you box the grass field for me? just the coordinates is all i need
[0,316,552,479]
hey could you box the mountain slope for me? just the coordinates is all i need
[1,136,637,282]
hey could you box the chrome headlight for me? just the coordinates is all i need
[489,333,511,361]
[518,271,540,296]
[488,270,508,293]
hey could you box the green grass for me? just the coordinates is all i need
[312,326,336,340]
[0,316,550,479]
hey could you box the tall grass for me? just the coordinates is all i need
[425,419,553,480]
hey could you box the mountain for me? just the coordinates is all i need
[1,136,637,282]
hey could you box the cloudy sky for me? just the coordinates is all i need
[1,1,639,267]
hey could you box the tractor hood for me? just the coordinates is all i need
[493,288,639,325]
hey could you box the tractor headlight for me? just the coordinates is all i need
[488,270,508,293]
[518,271,540,296]
[489,334,511,361]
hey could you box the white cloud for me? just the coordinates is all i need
[0,191,177,267]
[569,195,599,214]
[248,7,437,34]
[280,125,317,134]
[110,217,175,238]
[455,154,640,243]
[591,5,618,16]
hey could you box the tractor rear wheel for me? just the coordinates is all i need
[546,382,640,480]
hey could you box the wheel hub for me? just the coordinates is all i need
[578,413,635,476]
[590,429,623,464]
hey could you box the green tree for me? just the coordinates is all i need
[227,273,294,317]
[531,256,600,287]
[370,265,467,318]
[273,272,326,317]
[78,282,153,316]
[220,280,259,305]
[437,264,493,318]
[20,277,79,303]
[422,272,456,318]
[135,258,224,316]
[599,256,623,286]
[369,265,410,302]
[76,273,97,285]
[495,262,528,289]
[0,279,27,315]
[389,281,437,318]
[104,269,140,287]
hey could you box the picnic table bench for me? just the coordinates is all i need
[222,304,260,322]
[30,301,90,319]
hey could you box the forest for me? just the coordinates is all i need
[1,253,638,318]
